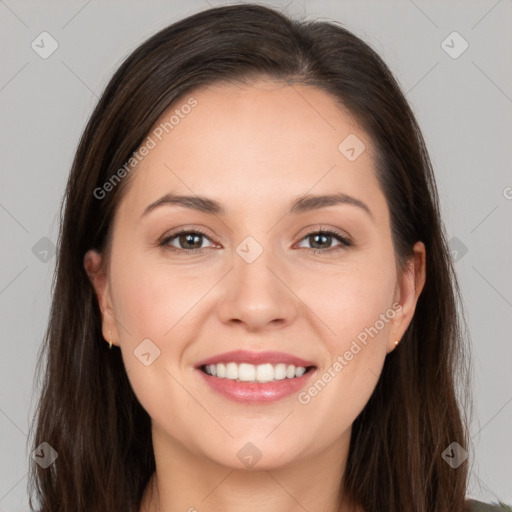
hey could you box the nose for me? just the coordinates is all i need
[215,243,299,333]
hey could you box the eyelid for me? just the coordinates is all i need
[296,228,351,246]
[159,226,217,248]
[295,224,351,243]
[159,225,353,253]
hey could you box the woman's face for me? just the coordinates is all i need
[85,80,425,470]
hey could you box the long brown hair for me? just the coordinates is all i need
[28,4,472,511]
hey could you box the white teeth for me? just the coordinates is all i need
[202,362,311,382]
[226,362,238,379]
[256,363,274,383]
[216,363,226,378]
[274,363,287,380]
[295,366,306,377]
[238,363,256,382]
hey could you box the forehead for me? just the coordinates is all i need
[117,80,384,220]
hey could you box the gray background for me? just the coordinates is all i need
[1,0,511,510]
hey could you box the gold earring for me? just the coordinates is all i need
[107,330,113,349]
[395,340,400,346]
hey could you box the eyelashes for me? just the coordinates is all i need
[159,228,213,253]
[158,227,352,255]
[296,229,352,253]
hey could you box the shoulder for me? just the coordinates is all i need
[465,499,512,511]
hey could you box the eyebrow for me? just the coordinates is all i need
[142,192,373,220]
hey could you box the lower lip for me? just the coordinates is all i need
[196,368,316,404]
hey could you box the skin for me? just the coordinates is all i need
[84,79,426,512]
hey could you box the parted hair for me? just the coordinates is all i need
[28,4,471,511]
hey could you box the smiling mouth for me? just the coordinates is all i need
[199,362,316,383]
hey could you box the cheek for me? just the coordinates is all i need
[110,250,200,343]
[296,253,395,416]
[108,254,200,430]
[297,250,396,343]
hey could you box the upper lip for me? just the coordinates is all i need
[195,350,316,369]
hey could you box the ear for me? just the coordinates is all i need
[84,249,119,347]
[386,241,426,354]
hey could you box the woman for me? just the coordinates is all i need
[27,4,509,512]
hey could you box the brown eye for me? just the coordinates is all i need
[160,229,215,252]
[297,230,351,253]
[159,228,351,255]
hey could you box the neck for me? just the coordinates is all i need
[140,424,359,512]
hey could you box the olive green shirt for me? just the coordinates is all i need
[466,499,512,511]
